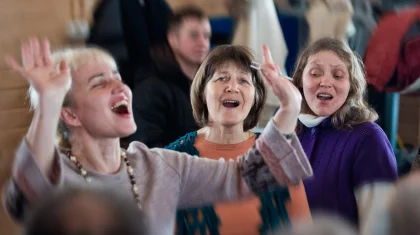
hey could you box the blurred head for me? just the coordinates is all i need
[389,172,420,235]
[292,38,377,130]
[191,45,266,131]
[29,47,136,149]
[24,188,148,235]
[277,214,358,235]
[167,5,211,66]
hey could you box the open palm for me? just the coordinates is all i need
[260,44,302,114]
[5,38,71,105]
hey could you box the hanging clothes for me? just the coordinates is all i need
[364,8,420,92]
[305,0,354,44]
[229,0,289,128]
[348,0,377,56]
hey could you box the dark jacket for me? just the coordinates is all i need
[126,46,198,148]
[119,0,172,87]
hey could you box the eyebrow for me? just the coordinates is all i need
[88,73,105,83]
[217,69,251,76]
[308,61,345,68]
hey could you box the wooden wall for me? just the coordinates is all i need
[0,0,100,233]
[399,95,420,147]
[0,0,224,234]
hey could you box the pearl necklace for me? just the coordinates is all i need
[66,150,142,209]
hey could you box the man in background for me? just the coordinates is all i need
[127,5,211,147]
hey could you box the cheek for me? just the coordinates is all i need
[337,82,351,101]
[246,88,256,106]
[302,81,316,101]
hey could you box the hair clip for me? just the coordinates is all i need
[250,61,293,81]
[250,61,261,70]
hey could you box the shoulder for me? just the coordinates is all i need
[132,77,172,104]
[164,132,199,155]
[133,76,170,94]
[351,121,387,142]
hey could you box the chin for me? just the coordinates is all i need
[220,120,244,128]
[118,124,137,138]
[314,109,335,117]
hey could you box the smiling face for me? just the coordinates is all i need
[302,50,351,116]
[204,62,256,128]
[62,58,137,139]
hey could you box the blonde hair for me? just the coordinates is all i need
[28,47,117,149]
[292,38,378,131]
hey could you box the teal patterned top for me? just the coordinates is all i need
[165,132,291,235]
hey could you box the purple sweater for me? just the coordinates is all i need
[298,118,398,225]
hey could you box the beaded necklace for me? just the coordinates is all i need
[66,150,142,209]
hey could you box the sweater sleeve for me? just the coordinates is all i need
[352,123,398,234]
[157,119,313,208]
[1,139,64,221]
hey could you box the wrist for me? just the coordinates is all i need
[273,109,298,134]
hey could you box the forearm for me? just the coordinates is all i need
[273,108,298,136]
[25,97,61,176]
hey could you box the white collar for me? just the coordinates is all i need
[298,113,329,128]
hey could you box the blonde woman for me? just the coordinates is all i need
[2,38,311,235]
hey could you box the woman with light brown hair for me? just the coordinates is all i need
[292,37,397,234]
[166,45,311,235]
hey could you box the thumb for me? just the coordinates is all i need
[58,60,69,73]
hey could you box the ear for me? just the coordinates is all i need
[60,107,82,127]
[167,31,178,49]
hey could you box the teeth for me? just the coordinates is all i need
[318,94,332,98]
[111,100,128,110]
[223,100,239,104]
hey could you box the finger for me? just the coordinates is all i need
[41,38,52,66]
[274,64,282,74]
[5,56,23,71]
[57,60,70,77]
[22,41,34,69]
[262,44,274,64]
[5,57,32,82]
[31,38,44,67]
[261,64,279,82]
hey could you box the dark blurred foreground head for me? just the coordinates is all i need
[23,187,148,235]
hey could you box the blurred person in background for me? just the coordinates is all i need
[126,5,211,148]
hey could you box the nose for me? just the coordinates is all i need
[111,79,127,94]
[319,75,333,88]
[198,34,209,48]
[225,79,239,93]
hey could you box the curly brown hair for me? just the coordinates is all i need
[292,38,378,131]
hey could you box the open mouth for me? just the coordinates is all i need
[111,100,130,115]
[222,100,240,108]
[317,93,333,100]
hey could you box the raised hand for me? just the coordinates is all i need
[260,44,302,115]
[260,44,302,133]
[5,37,71,108]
